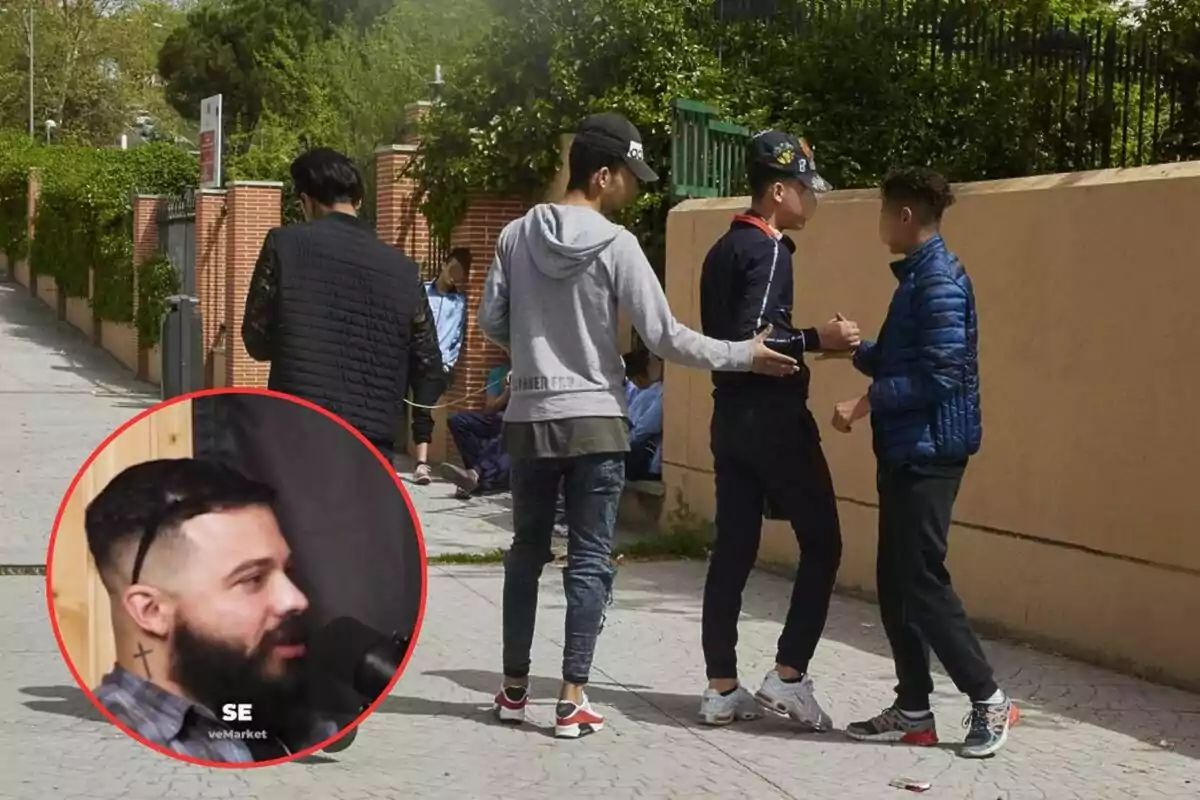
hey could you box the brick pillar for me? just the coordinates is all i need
[131,194,162,378]
[375,144,437,272]
[224,181,282,388]
[22,168,39,294]
[446,194,531,413]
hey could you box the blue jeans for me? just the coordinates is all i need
[503,453,625,686]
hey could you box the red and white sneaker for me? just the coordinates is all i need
[554,693,604,739]
[493,685,528,725]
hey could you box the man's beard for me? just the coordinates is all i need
[171,614,311,739]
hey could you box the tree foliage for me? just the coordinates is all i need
[0,1,187,145]
[416,0,725,266]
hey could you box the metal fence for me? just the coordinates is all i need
[670,99,753,200]
[708,0,1200,174]
[155,190,203,399]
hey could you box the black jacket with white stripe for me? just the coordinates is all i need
[699,212,821,400]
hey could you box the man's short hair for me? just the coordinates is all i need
[880,167,955,224]
[289,148,364,208]
[566,139,626,193]
[447,247,473,274]
[85,459,278,586]
[623,349,651,382]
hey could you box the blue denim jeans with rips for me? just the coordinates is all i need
[502,452,624,686]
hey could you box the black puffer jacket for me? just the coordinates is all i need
[242,213,442,453]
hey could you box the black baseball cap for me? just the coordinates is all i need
[748,130,832,193]
[574,113,660,183]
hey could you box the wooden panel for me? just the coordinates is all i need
[50,400,193,689]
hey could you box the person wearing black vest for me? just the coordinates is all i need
[697,131,860,730]
[241,148,443,460]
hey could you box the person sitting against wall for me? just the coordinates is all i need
[623,349,664,482]
[410,247,473,486]
[439,360,511,499]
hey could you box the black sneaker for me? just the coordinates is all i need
[845,706,938,746]
[960,697,1019,758]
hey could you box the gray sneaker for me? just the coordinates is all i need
[754,670,834,731]
[960,697,1019,758]
[699,685,762,726]
[845,706,938,746]
[440,462,479,494]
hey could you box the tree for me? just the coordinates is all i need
[0,1,183,145]
[157,0,329,129]
[416,0,726,267]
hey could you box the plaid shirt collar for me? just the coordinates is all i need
[95,665,256,763]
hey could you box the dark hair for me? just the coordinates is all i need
[880,167,955,224]
[566,139,625,193]
[748,164,786,201]
[623,349,651,381]
[447,247,473,273]
[289,148,364,207]
[85,458,277,583]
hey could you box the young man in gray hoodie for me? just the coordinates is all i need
[477,112,797,739]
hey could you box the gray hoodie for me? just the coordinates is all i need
[478,203,755,424]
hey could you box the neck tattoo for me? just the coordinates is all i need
[134,643,153,679]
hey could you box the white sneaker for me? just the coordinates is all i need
[699,685,762,726]
[754,670,834,731]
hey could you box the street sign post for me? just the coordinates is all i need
[199,94,223,189]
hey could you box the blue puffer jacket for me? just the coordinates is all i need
[853,235,982,465]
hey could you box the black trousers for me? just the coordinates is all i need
[702,396,843,680]
[876,461,997,710]
[409,369,451,446]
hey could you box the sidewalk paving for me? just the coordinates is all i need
[0,282,159,565]
[0,281,1197,798]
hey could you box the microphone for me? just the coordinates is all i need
[311,616,411,701]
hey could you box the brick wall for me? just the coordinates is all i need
[223,181,282,388]
[373,112,531,465]
[131,194,162,378]
[446,194,531,412]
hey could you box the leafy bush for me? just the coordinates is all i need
[0,140,197,326]
[29,143,196,323]
[136,251,180,348]
[0,133,38,263]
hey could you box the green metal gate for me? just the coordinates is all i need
[669,98,752,201]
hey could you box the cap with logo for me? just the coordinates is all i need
[748,130,832,193]
[574,112,660,184]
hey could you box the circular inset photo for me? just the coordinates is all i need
[45,388,427,767]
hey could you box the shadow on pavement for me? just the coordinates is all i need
[380,668,834,743]
[19,685,107,724]
[0,283,156,397]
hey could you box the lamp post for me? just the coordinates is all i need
[26,4,33,138]
[429,64,444,105]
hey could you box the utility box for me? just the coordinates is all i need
[160,295,204,400]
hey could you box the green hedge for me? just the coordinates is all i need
[0,133,38,263]
[136,251,180,349]
[0,141,197,330]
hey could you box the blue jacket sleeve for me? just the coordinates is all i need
[853,340,879,377]
[868,276,968,413]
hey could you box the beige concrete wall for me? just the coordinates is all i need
[65,295,91,334]
[663,162,1200,690]
[101,321,139,374]
[36,274,56,310]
